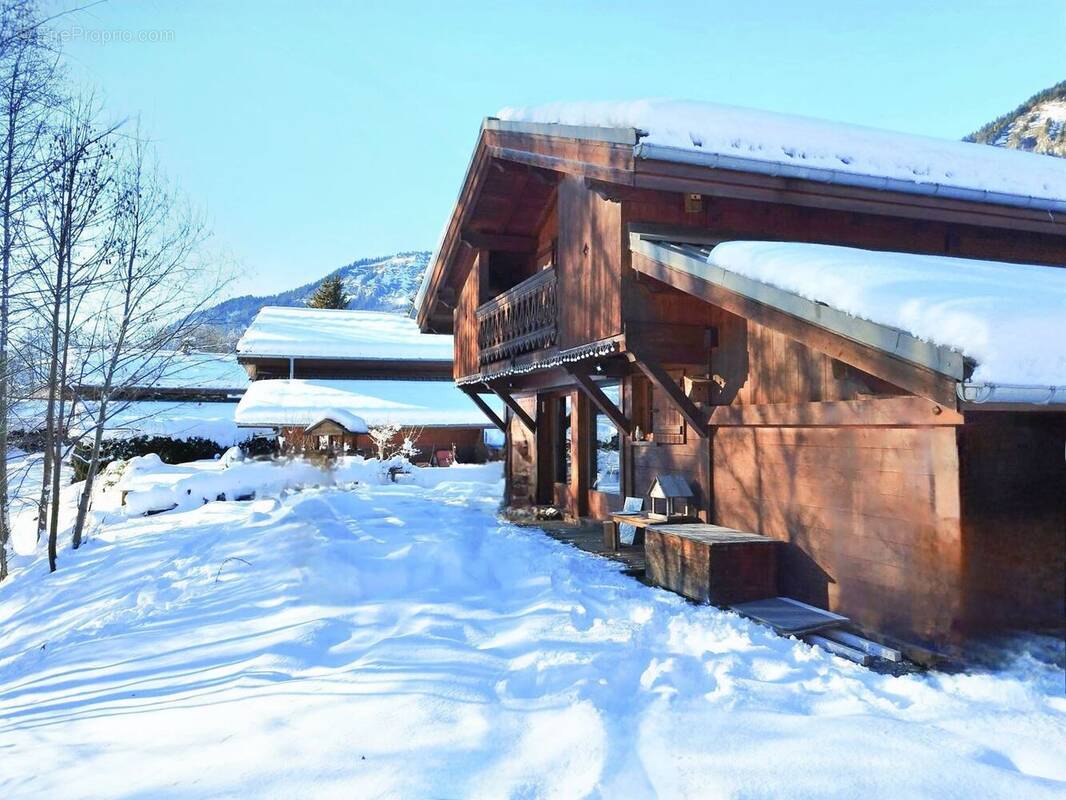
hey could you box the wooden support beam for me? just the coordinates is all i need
[460,230,537,253]
[584,177,637,203]
[460,386,507,432]
[567,366,632,435]
[487,382,537,433]
[626,350,709,437]
[706,396,964,427]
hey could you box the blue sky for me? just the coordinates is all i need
[57,0,1065,298]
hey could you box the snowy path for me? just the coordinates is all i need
[0,480,1064,799]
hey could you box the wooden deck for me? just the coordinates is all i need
[511,519,648,579]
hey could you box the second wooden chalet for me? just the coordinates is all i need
[414,100,1066,653]
[235,306,502,462]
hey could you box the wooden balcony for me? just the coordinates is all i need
[476,267,557,366]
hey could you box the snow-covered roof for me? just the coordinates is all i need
[495,99,1066,208]
[75,351,249,391]
[304,410,369,435]
[698,240,1066,388]
[237,307,453,361]
[234,379,500,428]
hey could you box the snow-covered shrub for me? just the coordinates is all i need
[96,458,130,495]
[72,435,227,481]
[367,424,422,479]
[238,435,278,459]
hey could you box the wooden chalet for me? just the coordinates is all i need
[235,306,501,462]
[414,101,1066,652]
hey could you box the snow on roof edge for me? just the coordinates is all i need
[496,99,1066,209]
[696,239,1066,389]
[237,306,454,362]
[632,140,1066,213]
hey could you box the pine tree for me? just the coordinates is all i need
[306,275,350,309]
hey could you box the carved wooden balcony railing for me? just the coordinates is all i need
[476,267,557,366]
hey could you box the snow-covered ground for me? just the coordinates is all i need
[1,469,1064,798]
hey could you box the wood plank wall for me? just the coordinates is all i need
[620,270,969,645]
[557,176,623,349]
[620,187,1066,266]
[453,250,482,380]
[713,425,964,645]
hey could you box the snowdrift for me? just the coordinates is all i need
[0,479,1063,798]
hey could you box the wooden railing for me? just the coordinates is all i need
[476,267,558,366]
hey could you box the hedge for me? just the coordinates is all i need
[72,435,278,481]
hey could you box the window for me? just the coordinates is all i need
[554,395,571,484]
[652,376,686,445]
[591,382,621,494]
[629,373,686,445]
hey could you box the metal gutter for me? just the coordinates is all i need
[630,233,967,380]
[634,142,1066,215]
[957,383,1066,406]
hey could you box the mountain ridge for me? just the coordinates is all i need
[965,80,1066,157]
[197,250,431,348]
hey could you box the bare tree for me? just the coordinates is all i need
[0,0,57,581]
[26,94,117,571]
[69,132,217,549]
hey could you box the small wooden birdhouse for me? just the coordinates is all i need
[649,473,693,519]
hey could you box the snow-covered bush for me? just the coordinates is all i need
[72,435,227,481]
[237,435,278,459]
[367,424,423,479]
[367,424,419,461]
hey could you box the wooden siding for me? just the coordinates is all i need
[281,424,489,462]
[245,357,452,382]
[713,425,964,645]
[719,310,905,406]
[620,187,1066,267]
[453,249,482,380]
[557,176,623,349]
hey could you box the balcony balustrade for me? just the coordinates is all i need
[476,267,557,366]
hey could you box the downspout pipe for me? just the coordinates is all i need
[958,382,1066,406]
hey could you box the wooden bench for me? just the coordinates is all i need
[644,523,778,605]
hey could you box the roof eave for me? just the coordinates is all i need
[633,141,1066,215]
[484,117,641,146]
[630,232,967,381]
